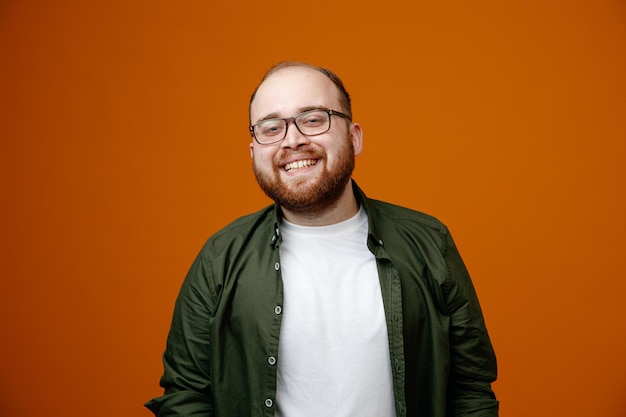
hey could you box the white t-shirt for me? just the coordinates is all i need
[276,207,396,417]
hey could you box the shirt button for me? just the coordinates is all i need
[265,398,273,408]
[378,239,384,246]
[274,262,280,271]
[274,306,282,315]
[268,356,276,366]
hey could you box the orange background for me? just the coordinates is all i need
[1,1,625,416]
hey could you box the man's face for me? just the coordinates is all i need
[249,67,362,215]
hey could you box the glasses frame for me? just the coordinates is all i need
[249,108,352,145]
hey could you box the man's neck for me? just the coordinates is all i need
[280,181,359,227]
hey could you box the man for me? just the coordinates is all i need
[146,62,499,417]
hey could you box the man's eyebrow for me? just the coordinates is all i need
[299,105,329,113]
[256,112,281,123]
[255,106,330,123]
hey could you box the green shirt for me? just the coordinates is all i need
[146,182,498,417]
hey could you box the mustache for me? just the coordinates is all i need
[275,146,324,164]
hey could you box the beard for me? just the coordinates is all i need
[253,139,355,216]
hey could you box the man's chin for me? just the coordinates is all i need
[281,174,319,190]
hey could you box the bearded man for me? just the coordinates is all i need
[146,62,499,417]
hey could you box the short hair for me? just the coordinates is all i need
[249,61,352,122]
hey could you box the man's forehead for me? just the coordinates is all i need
[251,67,340,119]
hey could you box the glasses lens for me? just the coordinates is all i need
[296,110,330,135]
[255,119,287,143]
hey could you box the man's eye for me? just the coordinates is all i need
[260,122,284,136]
[300,113,326,126]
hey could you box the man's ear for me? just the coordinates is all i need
[350,123,363,156]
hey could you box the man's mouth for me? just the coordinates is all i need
[283,159,318,172]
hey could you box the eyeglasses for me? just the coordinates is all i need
[249,108,352,145]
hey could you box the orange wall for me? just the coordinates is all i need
[1,1,625,416]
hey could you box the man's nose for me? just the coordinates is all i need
[281,121,311,149]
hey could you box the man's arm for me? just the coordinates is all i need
[145,254,216,417]
[443,232,499,417]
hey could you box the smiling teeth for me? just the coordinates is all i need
[284,159,317,172]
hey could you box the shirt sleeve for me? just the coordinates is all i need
[145,253,217,417]
[442,231,499,417]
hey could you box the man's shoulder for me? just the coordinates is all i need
[208,204,276,243]
[192,205,276,263]
[353,182,449,235]
[366,198,449,235]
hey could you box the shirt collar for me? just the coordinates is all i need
[351,180,386,253]
[267,179,385,251]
